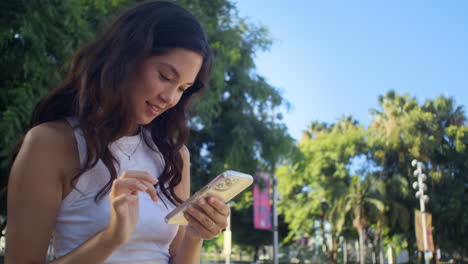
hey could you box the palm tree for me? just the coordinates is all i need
[375,173,410,264]
[423,96,466,127]
[330,175,385,264]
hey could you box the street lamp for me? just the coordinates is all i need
[412,160,430,264]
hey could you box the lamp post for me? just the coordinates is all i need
[270,107,280,264]
[411,160,430,264]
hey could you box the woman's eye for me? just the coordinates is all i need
[178,86,186,93]
[159,72,170,81]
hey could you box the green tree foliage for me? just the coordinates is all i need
[279,91,467,262]
[370,91,468,260]
[277,117,368,263]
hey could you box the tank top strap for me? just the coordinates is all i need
[64,117,87,168]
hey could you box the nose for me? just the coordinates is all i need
[158,85,178,105]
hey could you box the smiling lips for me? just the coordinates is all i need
[146,101,163,116]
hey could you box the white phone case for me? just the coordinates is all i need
[165,170,253,225]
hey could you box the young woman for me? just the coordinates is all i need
[5,1,229,263]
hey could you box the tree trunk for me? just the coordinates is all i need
[321,214,328,254]
[379,232,384,264]
[329,234,337,264]
[356,240,360,263]
[343,239,348,264]
[321,213,334,264]
[459,247,465,264]
[358,227,366,264]
[372,246,376,264]
[253,245,259,262]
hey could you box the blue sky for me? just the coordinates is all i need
[235,0,468,141]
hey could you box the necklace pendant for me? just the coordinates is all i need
[115,135,142,161]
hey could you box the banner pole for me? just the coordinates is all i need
[273,171,278,264]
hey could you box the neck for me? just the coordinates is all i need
[123,124,142,136]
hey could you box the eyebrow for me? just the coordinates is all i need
[160,62,194,86]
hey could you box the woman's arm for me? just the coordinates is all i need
[168,146,203,263]
[5,122,118,263]
[169,146,230,264]
[5,122,156,264]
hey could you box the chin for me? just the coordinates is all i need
[137,117,155,126]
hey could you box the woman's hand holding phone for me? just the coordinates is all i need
[182,196,230,240]
[165,171,253,226]
[105,170,158,245]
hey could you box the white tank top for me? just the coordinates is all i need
[52,118,179,263]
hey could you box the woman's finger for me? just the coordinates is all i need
[144,182,158,202]
[183,210,216,240]
[112,177,158,202]
[112,178,148,194]
[195,198,227,229]
[185,205,220,233]
[127,177,159,202]
[122,171,158,201]
[111,193,138,211]
[138,180,157,202]
[121,170,158,185]
[206,196,230,217]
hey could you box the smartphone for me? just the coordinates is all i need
[165,170,253,225]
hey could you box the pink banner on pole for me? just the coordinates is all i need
[253,171,272,230]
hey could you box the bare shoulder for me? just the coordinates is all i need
[179,144,190,161]
[17,120,79,183]
[24,120,75,149]
[174,145,190,200]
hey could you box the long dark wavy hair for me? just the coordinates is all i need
[14,1,213,205]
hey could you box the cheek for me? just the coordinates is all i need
[175,94,185,106]
[136,75,158,97]
[168,91,184,108]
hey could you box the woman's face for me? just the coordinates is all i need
[128,48,203,127]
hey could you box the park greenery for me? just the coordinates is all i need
[1,0,467,263]
[278,91,467,263]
